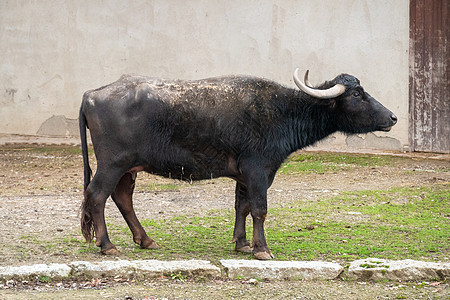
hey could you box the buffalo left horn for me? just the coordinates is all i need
[304,70,313,87]
[293,68,346,99]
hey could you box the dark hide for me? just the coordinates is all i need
[79,73,397,259]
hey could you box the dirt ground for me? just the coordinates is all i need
[0,144,449,299]
[1,277,448,300]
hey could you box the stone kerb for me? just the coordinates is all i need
[0,263,71,280]
[348,258,450,281]
[1,258,449,282]
[220,259,344,280]
[70,259,221,278]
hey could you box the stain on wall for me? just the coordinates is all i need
[3,89,17,104]
[346,133,402,151]
[36,115,79,137]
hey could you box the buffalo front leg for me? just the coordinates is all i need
[111,172,160,250]
[238,159,274,260]
[231,182,252,253]
[251,207,274,260]
[247,177,274,260]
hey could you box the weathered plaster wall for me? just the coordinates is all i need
[0,0,409,150]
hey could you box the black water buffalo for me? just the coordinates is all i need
[79,68,397,260]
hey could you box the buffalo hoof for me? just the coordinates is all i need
[236,245,253,254]
[253,251,274,260]
[101,247,120,255]
[141,239,161,250]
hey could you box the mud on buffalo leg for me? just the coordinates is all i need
[232,182,252,253]
[111,172,160,249]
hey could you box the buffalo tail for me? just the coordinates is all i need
[79,101,94,242]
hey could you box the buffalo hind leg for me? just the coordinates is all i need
[82,172,121,255]
[111,172,160,250]
[231,182,252,253]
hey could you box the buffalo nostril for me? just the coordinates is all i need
[390,114,398,124]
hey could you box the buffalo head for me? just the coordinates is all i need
[294,69,397,133]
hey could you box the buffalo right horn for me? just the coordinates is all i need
[293,68,346,99]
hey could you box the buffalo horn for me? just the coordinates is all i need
[293,68,346,99]
[304,70,313,87]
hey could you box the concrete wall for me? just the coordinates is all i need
[0,0,410,150]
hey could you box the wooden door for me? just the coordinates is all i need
[409,0,449,153]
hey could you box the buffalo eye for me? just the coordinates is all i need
[352,91,361,98]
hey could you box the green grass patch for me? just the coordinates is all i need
[32,145,83,155]
[266,185,449,261]
[278,151,395,174]
[112,213,240,263]
[0,144,93,157]
[90,185,448,263]
[137,183,181,192]
[38,275,51,283]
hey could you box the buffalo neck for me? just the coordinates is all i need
[272,90,337,156]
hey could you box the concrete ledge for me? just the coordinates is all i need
[0,263,71,280]
[70,259,221,278]
[220,259,343,280]
[1,258,449,282]
[348,258,450,281]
